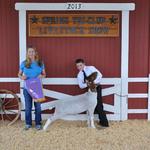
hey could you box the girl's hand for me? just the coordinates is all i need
[18,70,26,80]
[21,75,27,80]
[38,74,43,78]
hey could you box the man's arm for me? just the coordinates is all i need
[77,75,87,89]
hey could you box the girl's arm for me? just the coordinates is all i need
[18,70,27,80]
[38,69,46,78]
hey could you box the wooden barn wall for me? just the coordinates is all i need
[127,0,150,119]
[0,0,150,119]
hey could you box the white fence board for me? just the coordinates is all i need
[0,77,150,120]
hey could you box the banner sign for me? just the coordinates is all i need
[28,14,119,37]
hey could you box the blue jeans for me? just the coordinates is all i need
[23,89,42,125]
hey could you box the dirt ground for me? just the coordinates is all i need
[0,120,150,150]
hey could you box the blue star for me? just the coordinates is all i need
[30,16,39,24]
[109,15,118,24]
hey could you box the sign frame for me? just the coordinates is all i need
[28,13,120,37]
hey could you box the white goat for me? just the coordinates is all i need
[42,72,98,130]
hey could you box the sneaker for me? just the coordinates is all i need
[24,124,32,130]
[35,125,42,130]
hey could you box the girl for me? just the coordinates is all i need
[18,47,46,130]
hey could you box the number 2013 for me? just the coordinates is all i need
[67,3,82,10]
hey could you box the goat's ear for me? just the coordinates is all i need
[91,72,97,81]
[88,72,97,81]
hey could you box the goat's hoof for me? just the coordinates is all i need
[43,127,47,131]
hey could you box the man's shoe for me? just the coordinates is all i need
[35,125,42,130]
[24,125,32,130]
[99,121,109,127]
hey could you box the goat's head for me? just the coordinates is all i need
[85,72,98,92]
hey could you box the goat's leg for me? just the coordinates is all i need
[43,117,52,130]
[43,113,65,130]
[88,109,96,128]
[86,110,91,127]
[90,115,95,128]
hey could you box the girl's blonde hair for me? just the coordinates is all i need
[25,47,43,68]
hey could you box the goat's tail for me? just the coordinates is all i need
[41,100,58,111]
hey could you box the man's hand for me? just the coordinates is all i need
[85,80,92,87]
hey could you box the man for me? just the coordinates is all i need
[75,58,109,127]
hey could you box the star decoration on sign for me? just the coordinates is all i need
[109,15,118,24]
[30,16,39,24]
